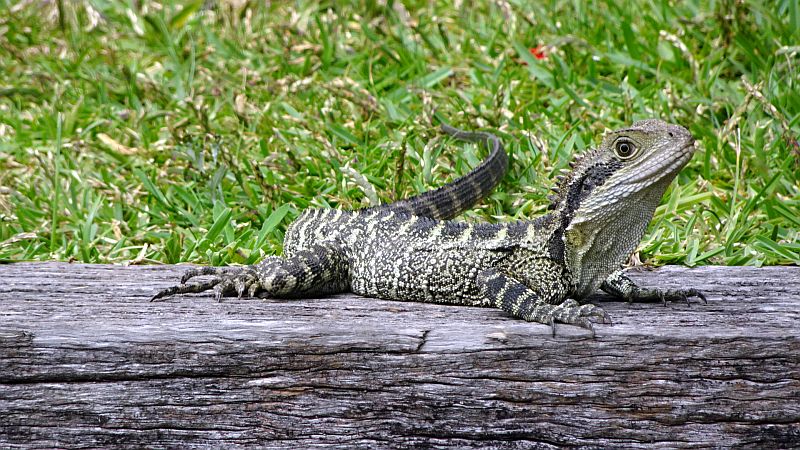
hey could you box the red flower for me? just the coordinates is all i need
[529,46,547,60]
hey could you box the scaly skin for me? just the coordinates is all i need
[152,120,705,336]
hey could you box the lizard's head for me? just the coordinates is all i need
[550,119,696,225]
[550,119,697,298]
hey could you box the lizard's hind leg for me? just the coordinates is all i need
[251,242,350,298]
[151,242,349,302]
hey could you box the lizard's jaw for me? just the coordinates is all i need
[564,127,698,297]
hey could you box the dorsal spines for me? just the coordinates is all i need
[547,147,605,211]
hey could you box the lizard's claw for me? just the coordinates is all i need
[151,276,224,302]
[248,281,261,298]
[235,278,247,299]
[150,286,179,302]
[627,287,707,306]
[664,288,706,306]
[213,283,225,302]
[673,288,707,305]
[574,318,596,338]
[597,308,613,325]
[152,266,265,302]
[550,301,611,338]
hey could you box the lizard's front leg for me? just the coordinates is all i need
[151,242,349,301]
[601,269,706,306]
[477,268,611,337]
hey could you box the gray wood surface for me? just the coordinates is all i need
[1,262,799,448]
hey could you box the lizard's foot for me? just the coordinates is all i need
[548,299,612,338]
[211,268,262,301]
[479,269,611,338]
[150,277,223,302]
[151,266,259,302]
[151,246,347,302]
[627,287,707,307]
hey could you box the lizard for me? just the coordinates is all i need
[152,120,706,335]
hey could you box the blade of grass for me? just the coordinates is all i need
[49,113,63,252]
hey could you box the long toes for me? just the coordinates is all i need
[672,289,706,305]
[150,286,178,302]
[182,266,216,283]
[575,318,596,338]
[587,306,613,325]
[235,278,247,299]
[248,281,262,298]
[182,266,242,284]
[233,273,263,299]
[552,303,610,336]
[213,279,236,302]
[150,277,224,302]
[685,289,707,304]
[582,305,612,325]
[181,271,196,284]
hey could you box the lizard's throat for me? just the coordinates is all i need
[563,183,668,298]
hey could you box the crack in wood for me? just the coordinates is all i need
[416,329,430,353]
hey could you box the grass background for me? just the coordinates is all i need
[0,0,798,267]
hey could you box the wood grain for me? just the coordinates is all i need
[1,262,799,448]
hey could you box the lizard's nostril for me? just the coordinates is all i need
[668,131,674,137]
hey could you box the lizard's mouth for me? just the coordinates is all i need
[681,141,697,154]
[676,142,697,166]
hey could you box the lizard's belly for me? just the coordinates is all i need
[348,245,492,306]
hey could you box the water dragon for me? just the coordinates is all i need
[152,120,706,335]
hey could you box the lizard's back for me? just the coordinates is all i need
[284,208,511,305]
[152,120,704,337]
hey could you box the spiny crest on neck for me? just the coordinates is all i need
[546,147,606,211]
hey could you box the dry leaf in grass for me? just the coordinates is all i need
[97,133,140,156]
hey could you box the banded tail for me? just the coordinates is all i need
[375,124,508,220]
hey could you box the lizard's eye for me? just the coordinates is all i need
[614,140,636,159]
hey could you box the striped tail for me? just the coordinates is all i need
[374,124,508,220]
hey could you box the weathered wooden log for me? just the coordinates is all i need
[1,262,798,448]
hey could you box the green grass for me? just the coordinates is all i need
[0,0,798,267]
